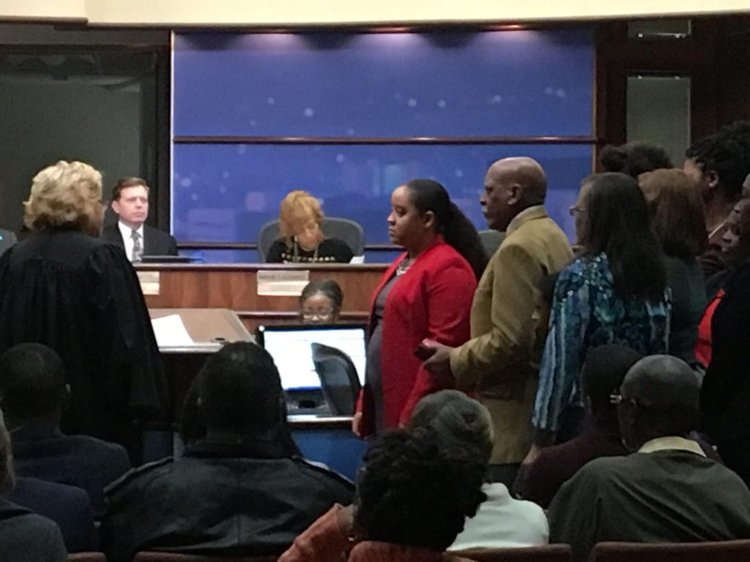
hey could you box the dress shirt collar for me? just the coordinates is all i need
[118,220,143,240]
[638,436,706,457]
[506,205,548,236]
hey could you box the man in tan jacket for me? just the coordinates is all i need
[425,157,572,486]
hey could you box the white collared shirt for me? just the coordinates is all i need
[638,436,706,457]
[449,483,549,550]
[118,221,145,263]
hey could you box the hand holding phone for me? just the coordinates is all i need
[414,338,438,360]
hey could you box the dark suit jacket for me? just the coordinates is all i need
[0,498,67,562]
[12,423,131,514]
[8,478,96,552]
[101,223,178,257]
[102,439,353,562]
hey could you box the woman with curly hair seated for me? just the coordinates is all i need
[280,390,547,561]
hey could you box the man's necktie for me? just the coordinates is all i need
[131,229,143,263]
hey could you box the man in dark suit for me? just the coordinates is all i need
[100,177,178,261]
[0,343,131,515]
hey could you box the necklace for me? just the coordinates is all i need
[396,256,413,276]
[292,238,319,263]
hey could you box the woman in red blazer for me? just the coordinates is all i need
[354,179,487,437]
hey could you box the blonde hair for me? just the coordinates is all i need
[23,161,103,234]
[278,190,324,242]
[0,408,14,496]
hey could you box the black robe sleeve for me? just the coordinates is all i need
[83,244,169,429]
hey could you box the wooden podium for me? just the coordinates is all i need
[137,263,388,332]
[149,308,252,422]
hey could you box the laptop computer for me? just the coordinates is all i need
[256,323,367,415]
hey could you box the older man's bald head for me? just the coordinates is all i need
[622,355,700,407]
[487,157,548,205]
[481,157,548,231]
[618,355,701,449]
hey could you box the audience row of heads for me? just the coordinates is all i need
[0,337,703,550]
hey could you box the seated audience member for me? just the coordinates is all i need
[599,141,673,178]
[549,355,750,562]
[351,428,485,562]
[9,476,97,552]
[279,390,547,562]
[102,342,353,562]
[0,343,130,514]
[299,279,343,324]
[0,408,67,562]
[101,177,178,262]
[639,169,708,365]
[266,190,354,263]
[683,121,750,278]
[519,345,639,508]
[696,197,750,367]
[0,161,168,458]
[426,392,548,551]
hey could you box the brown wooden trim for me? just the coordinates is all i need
[236,310,369,320]
[135,262,390,272]
[173,135,599,145]
[176,241,401,252]
[177,242,256,250]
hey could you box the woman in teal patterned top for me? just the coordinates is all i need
[531,173,671,447]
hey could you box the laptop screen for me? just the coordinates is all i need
[257,324,367,391]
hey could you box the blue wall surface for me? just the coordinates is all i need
[172,29,595,262]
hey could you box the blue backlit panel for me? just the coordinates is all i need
[172,29,595,262]
[173,30,594,138]
[172,143,591,249]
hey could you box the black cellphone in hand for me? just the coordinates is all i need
[414,343,436,361]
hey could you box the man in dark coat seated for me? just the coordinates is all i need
[0,343,131,515]
[9,476,97,552]
[102,341,354,562]
[548,355,750,562]
[0,407,67,562]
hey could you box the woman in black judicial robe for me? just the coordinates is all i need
[0,161,167,457]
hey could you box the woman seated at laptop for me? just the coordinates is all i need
[267,191,354,264]
[299,280,343,324]
[353,179,487,438]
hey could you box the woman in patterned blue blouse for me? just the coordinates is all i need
[529,172,671,453]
